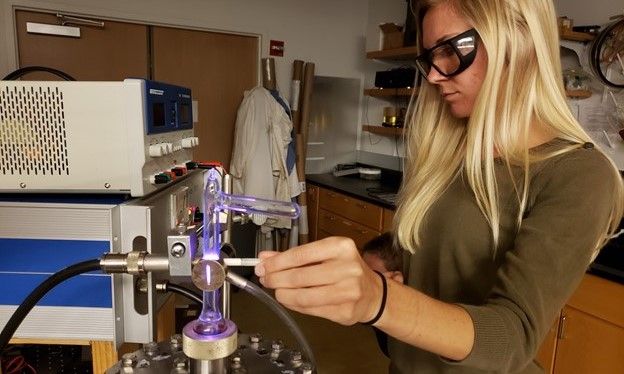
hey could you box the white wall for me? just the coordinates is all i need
[0,0,368,96]
[554,0,622,26]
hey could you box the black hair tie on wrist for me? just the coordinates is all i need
[362,270,388,326]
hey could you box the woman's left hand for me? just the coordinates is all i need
[255,236,383,325]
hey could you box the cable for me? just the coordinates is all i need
[220,242,238,258]
[160,282,203,304]
[1,355,36,374]
[226,271,316,369]
[364,95,382,146]
[0,259,100,353]
[163,275,315,367]
[2,66,76,81]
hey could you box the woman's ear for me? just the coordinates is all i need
[389,271,404,284]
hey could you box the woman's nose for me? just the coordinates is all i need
[427,67,447,84]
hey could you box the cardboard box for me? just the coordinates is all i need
[379,23,404,50]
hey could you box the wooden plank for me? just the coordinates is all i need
[156,294,176,342]
[560,31,595,42]
[9,337,89,346]
[565,90,592,99]
[364,88,415,97]
[362,125,403,137]
[366,46,420,60]
[90,340,117,374]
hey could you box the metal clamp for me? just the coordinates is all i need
[100,252,169,275]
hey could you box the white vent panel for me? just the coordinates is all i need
[0,85,69,176]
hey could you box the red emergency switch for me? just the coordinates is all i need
[269,40,284,57]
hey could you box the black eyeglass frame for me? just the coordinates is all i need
[415,28,479,79]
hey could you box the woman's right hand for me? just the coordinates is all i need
[255,236,384,326]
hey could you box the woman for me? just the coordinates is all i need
[255,0,624,372]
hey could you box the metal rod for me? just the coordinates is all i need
[57,13,104,27]
[222,258,261,267]
[191,358,225,374]
[223,174,233,244]
[222,173,233,320]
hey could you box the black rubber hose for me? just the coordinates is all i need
[226,272,317,369]
[2,66,76,81]
[162,282,203,304]
[0,259,100,352]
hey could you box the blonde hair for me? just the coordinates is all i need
[396,0,624,255]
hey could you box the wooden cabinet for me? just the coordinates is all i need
[319,188,383,231]
[308,183,393,249]
[551,275,624,373]
[554,306,624,373]
[535,274,624,373]
[317,208,380,249]
[382,208,394,232]
[536,315,560,373]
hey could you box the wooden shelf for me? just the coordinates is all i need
[366,46,419,60]
[362,125,404,136]
[566,89,592,99]
[560,31,595,42]
[364,87,415,97]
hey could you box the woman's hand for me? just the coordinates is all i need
[255,236,383,325]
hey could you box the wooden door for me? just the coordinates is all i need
[15,10,149,80]
[151,27,258,168]
[553,306,624,373]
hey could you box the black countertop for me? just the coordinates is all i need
[589,233,624,285]
[306,171,401,210]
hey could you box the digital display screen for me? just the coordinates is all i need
[153,102,165,127]
[180,103,191,125]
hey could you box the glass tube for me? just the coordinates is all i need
[196,168,300,336]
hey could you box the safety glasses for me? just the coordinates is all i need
[415,28,479,79]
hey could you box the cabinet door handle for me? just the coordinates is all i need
[356,229,368,235]
[557,315,567,340]
[356,203,366,209]
[328,192,336,198]
[341,220,352,226]
[326,215,336,221]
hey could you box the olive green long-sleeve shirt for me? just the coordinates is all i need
[389,139,618,373]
